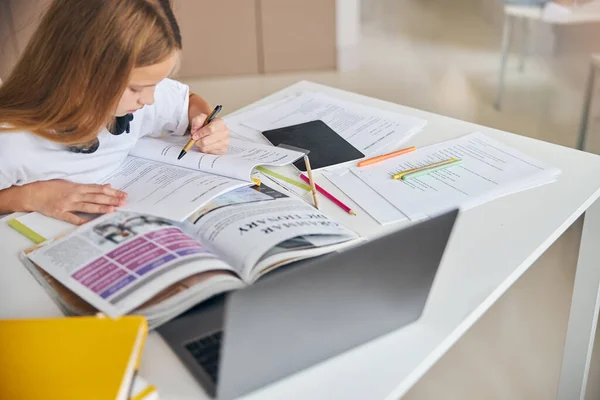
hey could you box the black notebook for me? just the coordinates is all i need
[261,120,365,172]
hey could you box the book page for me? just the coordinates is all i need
[26,212,236,317]
[185,196,358,281]
[129,136,304,181]
[186,184,284,224]
[242,91,427,155]
[101,156,250,221]
[225,96,294,143]
[352,132,561,219]
[322,170,407,225]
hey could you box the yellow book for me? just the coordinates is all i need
[0,315,148,400]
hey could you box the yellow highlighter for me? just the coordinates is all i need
[392,158,462,180]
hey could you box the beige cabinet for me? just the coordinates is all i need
[0,0,50,79]
[173,0,337,78]
[172,0,261,78]
[259,0,336,73]
[0,1,18,79]
[0,0,337,79]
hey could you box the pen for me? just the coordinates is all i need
[300,174,356,215]
[357,146,416,167]
[177,105,223,160]
[392,158,461,180]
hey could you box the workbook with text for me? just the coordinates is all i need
[100,135,305,221]
[20,184,361,328]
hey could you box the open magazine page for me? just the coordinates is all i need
[185,183,288,224]
[184,190,359,281]
[129,136,304,181]
[100,156,250,221]
[248,234,364,282]
[26,212,236,318]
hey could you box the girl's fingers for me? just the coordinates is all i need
[57,211,88,225]
[73,202,115,214]
[197,139,229,154]
[192,130,226,147]
[76,193,125,206]
[79,183,127,198]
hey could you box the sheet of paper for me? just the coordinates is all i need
[322,170,407,225]
[101,157,250,221]
[352,132,561,220]
[242,91,427,155]
[129,136,304,181]
[225,96,296,143]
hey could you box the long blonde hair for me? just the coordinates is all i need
[0,0,182,145]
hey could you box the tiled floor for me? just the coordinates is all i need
[183,0,599,398]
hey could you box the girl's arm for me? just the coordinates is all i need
[0,185,30,214]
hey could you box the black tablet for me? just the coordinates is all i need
[261,120,365,171]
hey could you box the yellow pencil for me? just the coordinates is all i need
[392,158,459,180]
[304,155,319,209]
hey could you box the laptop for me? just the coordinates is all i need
[158,209,458,400]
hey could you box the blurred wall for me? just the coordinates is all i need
[0,0,362,80]
[0,0,51,79]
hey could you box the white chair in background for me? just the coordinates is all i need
[495,1,600,110]
[577,53,600,150]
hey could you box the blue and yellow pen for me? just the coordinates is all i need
[392,158,462,180]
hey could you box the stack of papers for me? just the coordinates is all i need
[225,91,427,156]
[223,91,427,199]
[221,91,559,225]
[325,133,560,223]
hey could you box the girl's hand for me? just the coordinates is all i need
[190,114,230,155]
[25,180,127,225]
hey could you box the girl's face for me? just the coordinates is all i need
[115,52,179,117]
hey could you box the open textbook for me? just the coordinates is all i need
[98,136,304,221]
[20,184,361,328]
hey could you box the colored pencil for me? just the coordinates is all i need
[392,158,461,180]
[357,146,416,167]
[300,174,356,215]
[304,156,319,209]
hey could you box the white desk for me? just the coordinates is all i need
[2,81,600,400]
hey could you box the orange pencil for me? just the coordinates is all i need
[357,146,416,167]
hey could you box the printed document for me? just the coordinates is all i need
[352,132,561,219]
[242,91,427,155]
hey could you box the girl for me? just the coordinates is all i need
[0,0,229,225]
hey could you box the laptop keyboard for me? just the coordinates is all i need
[185,331,223,384]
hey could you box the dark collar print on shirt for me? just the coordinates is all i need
[66,113,134,154]
[109,113,134,136]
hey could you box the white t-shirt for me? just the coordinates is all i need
[0,78,190,191]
